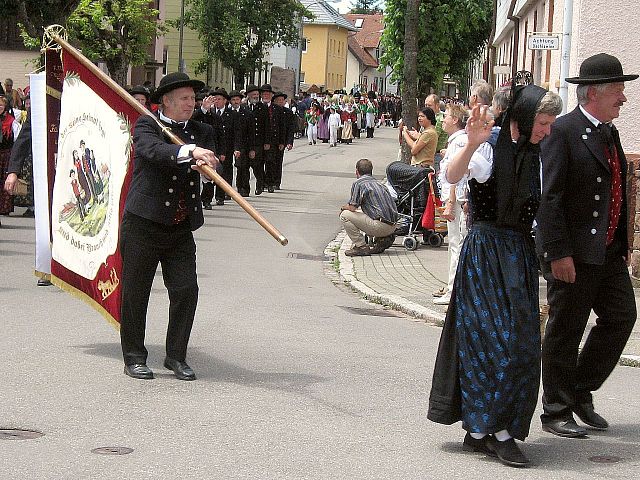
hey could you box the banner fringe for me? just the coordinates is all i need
[51,275,120,331]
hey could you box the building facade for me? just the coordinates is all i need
[492,0,640,152]
[343,13,397,95]
[300,0,357,92]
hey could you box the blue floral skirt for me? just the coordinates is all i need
[454,222,540,440]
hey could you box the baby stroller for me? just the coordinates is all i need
[386,161,446,250]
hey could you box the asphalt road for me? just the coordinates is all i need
[2,127,640,479]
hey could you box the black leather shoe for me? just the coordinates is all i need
[486,437,530,467]
[267,185,275,193]
[239,189,250,197]
[215,199,224,206]
[203,202,212,210]
[542,418,587,438]
[462,433,496,457]
[124,364,154,380]
[37,279,52,286]
[224,194,231,200]
[255,188,263,195]
[574,403,609,430]
[164,357,196,381]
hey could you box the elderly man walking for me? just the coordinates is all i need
[537,53,638,437]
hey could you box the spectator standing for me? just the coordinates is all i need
[425,94,448,171]
[402,108,438,169]
[433,104,470,305]
[0,96,19,220]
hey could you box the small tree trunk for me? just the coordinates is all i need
[107,58,128,87]
[234,69,246,90]
[401,0,420,164]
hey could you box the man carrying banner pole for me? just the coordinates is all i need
[120,72,218,380]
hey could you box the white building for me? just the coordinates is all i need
[492,0,640,153]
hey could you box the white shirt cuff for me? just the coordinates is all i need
[177,144,196,163]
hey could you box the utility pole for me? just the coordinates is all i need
[559,0,573,114]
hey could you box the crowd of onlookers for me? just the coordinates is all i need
[1,77,33,227]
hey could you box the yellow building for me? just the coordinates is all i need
[163,0,232,89]
[300,1,357,91]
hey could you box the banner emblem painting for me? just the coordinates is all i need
[52,73,132,280]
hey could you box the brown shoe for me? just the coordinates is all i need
[345,245,371,257]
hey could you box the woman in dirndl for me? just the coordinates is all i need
[0,96,19,219]
[427,85,563,468]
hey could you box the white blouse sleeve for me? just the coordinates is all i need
[467,142,494,183]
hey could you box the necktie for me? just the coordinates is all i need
[599,123,615,151]
[600,123,622,245]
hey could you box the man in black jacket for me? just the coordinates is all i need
[259,84,285,193]
[120,72,218,381]
[245,84,268,195]
[191,88,226,207]
[228,90,253,197]
[272,92,295,190]
[537,53,637,437]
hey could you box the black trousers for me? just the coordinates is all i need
[215,151,235,201]
[120,212,198,365]
[249,146,265,192]
[263,145,280,187]
[273,148,285,188]
[541,245,636,422]
[235,151,250,194]
[201,181,214,205]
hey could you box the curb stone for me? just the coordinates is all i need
[328,230,639,367]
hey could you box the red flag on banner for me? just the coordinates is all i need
[48,48,139,326]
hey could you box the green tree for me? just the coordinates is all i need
[349,0,382,14]
[183,0,311,89]
[67,0,167,86]
[380,0,492,97]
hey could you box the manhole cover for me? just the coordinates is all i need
[0,429,44,440]
[588,455,622,464]
[339,306,404,317]
[91,447,134,455]
[287,252,329,261]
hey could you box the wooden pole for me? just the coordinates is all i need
[52,34,288,246]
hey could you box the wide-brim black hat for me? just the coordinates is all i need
[566,53,638,84]
[150,72,205,103]
[228,90,244,99]
[367,90,377,99]
[245,84,260,94]
[273,91,287,100]
[259,83,274,93]
[210,87,230,100]
[129,85,150,99]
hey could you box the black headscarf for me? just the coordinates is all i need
[493,84,547,228]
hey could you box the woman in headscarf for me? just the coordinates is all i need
[427,85,563,468]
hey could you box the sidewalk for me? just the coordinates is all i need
[328,231,640,367]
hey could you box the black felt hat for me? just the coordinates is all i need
[209,87,230,100]
[259,83,274,93]
[228,90,244,99]
[245,84,260,94]
[273,91,287,100]
[150,72,205,103]
[566,53,638,84]
[129,85,150,99]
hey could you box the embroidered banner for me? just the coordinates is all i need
[49,49,138,326]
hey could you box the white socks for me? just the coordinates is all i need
[494,430,512,442]
[468,430,512,441]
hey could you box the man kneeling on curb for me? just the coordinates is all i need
[340,158,398,256]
